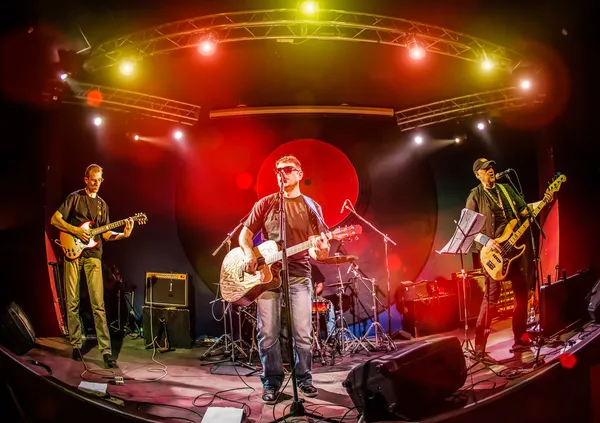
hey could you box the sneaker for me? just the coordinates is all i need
[72,348,82,361]
[298,383,318,398]
[261,387,279,405]
[103,353,117,368]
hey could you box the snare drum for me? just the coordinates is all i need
[312,299,330,314]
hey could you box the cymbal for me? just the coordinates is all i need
[319,255,358,265]
[325,281,354,288]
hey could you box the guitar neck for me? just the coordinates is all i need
[269,239,315,264]
[509,200,546,244]
[90,219,129,237]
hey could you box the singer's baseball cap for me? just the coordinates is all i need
[473,158,496,173]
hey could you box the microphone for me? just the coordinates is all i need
[495,168,513,179]
[340,199,349,214]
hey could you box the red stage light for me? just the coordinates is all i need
[198,33,218,56]
[86,89,103,107]
[407,38,426,60]
[236,172,254,190]
[559,352,577,369]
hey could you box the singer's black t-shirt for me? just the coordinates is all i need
[57,189,110,259]
[243,193,327,278]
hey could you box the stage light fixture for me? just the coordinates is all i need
[520,79,532,90]
[407,37,426,60]
[299,1,319,15]
[198,33,218,56]
[477,122,485,131]
[455,137,461,143]
[482,59,494,71]
[59,73,68,81]
[174,130,183,140]
[414,135,423,144]
[133,134,139,141]
[93,116,103,126]
[119,60,135,76]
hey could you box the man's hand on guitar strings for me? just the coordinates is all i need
[244,253,258,275]
[75,227,91,243]
[486,238,502,253]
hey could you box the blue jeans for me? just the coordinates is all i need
[256,277,313,389]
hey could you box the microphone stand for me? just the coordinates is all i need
[342,201,397,336]
[503,172,546,329]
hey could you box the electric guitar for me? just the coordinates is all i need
[480,175,566,281]
[220,225,363,306]
[59,213,148,259]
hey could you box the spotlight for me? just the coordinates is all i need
[198,33,218,56]
[133,134,139,141]
[93,116,103,126]
[455,137,461,143]
[477,122,485,131]
[407,37,426,60]
[481,59,494,71]
[59,72,68,81]
[520,79,532,90]
[119,60,135,76]
[299,1,319,15]
[173,130,183,140]
[414,135,423,145]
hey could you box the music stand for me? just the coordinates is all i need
[437,208,485,360]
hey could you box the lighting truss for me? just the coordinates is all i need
[395,88,546,131]
[63,83,201,125]
[83,9,526,72]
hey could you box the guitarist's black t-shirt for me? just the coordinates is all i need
[244,193,327,278]
[58,189,110,259]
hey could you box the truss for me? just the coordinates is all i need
[83,9,525,73]
[63,83,201,125]
[395,88,546,131]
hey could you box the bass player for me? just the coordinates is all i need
[466,158,553,356]
[51,164,134,368]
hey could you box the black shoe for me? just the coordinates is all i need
[103,354,117,368]
[72,348,82,361]
[298,383,318,398]
[511,338,534,352]
[261,387,279,405]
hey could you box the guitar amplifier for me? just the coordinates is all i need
[145,272,190,308]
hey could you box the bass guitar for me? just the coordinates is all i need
[480,175,566,281]
[220,225,363,306]
[59,212,148,259]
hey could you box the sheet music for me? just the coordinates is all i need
[437,208,486,255]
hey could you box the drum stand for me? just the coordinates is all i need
[240,306,259,366]
[231,306,251,359]
[325,263,370,355]
[198,299,233,360]
[311,294,328,366]
[354,270,396,352]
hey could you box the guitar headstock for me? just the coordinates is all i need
[545,174,566,198]
[133,213,148,225]
[330,225,363,242]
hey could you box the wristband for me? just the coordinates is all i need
[479,235,490,246]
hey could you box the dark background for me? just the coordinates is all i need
[0,0,597,339]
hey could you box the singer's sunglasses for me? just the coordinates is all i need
[275,166,299,175]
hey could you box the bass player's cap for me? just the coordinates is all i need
[473,158,496,173]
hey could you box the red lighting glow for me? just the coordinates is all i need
[559,353,577,369]
[198,34,218,56]
[86,89,103,107]
[408,38,426,60]
[236,172,254,190]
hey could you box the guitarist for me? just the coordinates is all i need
[239,155,330,404]
[466,158,552,356]
[50,164,135,368]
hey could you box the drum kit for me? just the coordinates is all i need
[200,253,395,366]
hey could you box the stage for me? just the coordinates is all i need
[3,314,599,423]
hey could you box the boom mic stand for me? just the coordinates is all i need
[273,172,336,423]
[341,200,397,336]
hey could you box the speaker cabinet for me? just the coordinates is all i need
[589,279,600,322]
[142,306,193,349]
[145,272,190,308]
[399,294,458,337]
[0,302,36,355]
[343,336,466,422]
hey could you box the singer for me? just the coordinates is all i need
[465,158,552,357]
[239,155,330,404]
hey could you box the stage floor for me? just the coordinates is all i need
[24,317,588,423]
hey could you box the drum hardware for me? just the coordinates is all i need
[240,305,260,367]
[319,254,358,265]
[349,263,396,352]
[324,255,370,356]
[311,295,329,366]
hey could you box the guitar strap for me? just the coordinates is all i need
[303,195,330,232]
[497,184,520,219]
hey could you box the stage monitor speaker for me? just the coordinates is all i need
[540,269,596,336]
[343,336,467,422]
[587,279,600,322]
[142,306,193,349]
[0,302,36,355]
[145,272,190,308]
